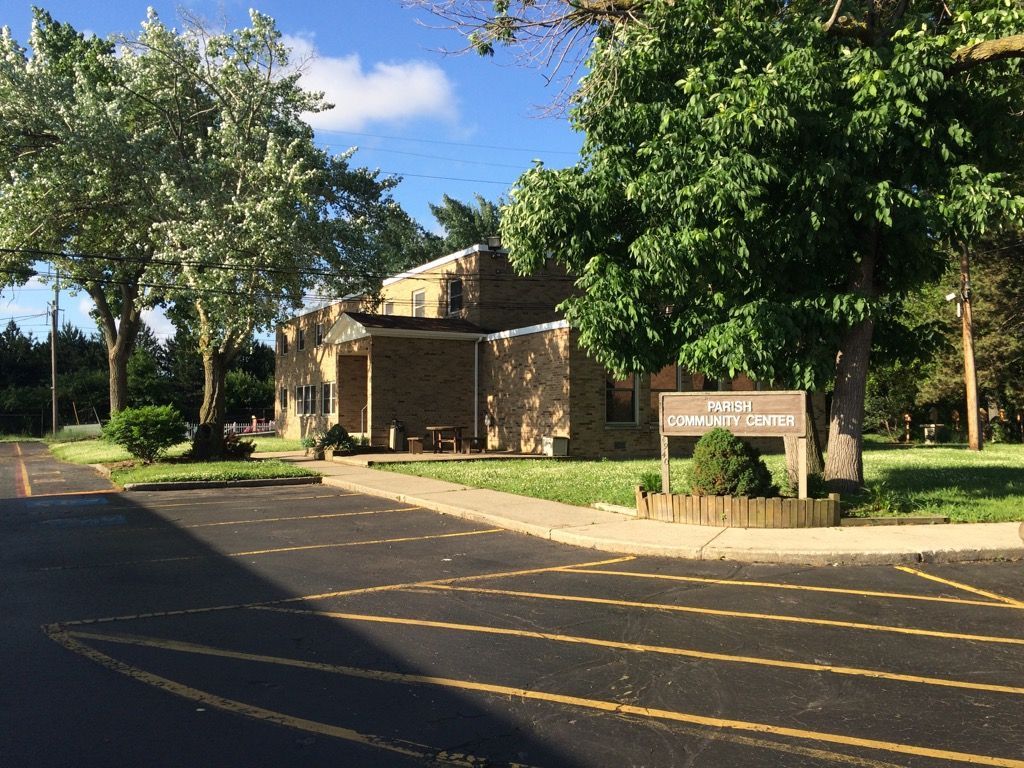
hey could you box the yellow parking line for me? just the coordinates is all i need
[15,489,116,499]
[40,528,504,571]
[142,492,358,509]
[52,555,636,627]
[563,568,1024,610]
[254,606,1024,696]
[894,566,1024,607]
[16,443,32,497]
[424,585,1024,647]
[60,629,1024,768]
[183,507,421,529]
[45,627,522,768]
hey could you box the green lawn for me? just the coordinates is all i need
[111,459,316,486]
[380,442,1024,523]
[49,439,191,465]
[250,436,305,452]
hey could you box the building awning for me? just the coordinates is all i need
[324,312,489,344]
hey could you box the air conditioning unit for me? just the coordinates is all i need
[542,436,569,457]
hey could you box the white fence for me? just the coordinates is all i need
[185,420,276,439]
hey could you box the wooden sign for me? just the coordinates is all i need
[660,391,807,438]
[658,390,810,499]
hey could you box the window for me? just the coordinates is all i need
[383,301,395,316]
[295,385,317,416]
[606,374,638,425]
[298,328,306,351]
[279,387,288,411]
[411,290,426,317]
[321,382,336,416]
[649,365,694,420]
[278,331,288,355]
[447,278,463,315]
[315,323,323,346]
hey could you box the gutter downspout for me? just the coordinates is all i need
[474,336,483,438]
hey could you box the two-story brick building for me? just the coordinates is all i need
[274,242,763,457]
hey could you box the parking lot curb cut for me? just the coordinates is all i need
[123,476,322,492]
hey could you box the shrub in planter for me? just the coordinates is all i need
[687,428,774,497]
[316,424,356,453]
[103,405,186,464]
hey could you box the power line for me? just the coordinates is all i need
[325,144,530,170]
[379,170,515,185]
[315,128,579,156]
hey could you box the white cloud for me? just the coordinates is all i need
[283,34,458,131]
[77,297,95,317]
[141,307,176,340]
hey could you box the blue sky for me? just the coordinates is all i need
[0,0,583,340]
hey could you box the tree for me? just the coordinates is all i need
[0,11,175,414]
[126,11,406,455]
[429,194,503,253]
[481,0,1024,491]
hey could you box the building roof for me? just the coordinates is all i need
[345,312,488,334]
[324,312,489,345]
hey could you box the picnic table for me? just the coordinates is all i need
[426,425,462,453]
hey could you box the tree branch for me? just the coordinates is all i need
[949,34,1024,74]
[822,0,844,33]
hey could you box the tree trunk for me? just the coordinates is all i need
[824,318,875,493]
[108,346,131,415]
[784,396,825,488]
[91,284,142,415]
[199,349,228,458]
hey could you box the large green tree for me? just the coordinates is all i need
[0,11,172,414]
[124,11,410,455]
[429,194,503,252]
[434,0,1024,491]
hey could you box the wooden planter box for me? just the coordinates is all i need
[635,488,840,528]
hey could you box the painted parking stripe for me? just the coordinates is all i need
[895,566,1024,607]
[59,629,1024,768]
[424,585,1024,647]
[39,528,504,571]
[138,492,359,510]
[46,627,527,768]
[561,568,1023,609]
[177,507,421,529]
[52,556,636,628]
[15,443,32,497]
[254,606,1024,696]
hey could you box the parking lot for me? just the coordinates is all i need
[2,465,1023,767]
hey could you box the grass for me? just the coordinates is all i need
[380,442,1024,523]
[111,459,316,486]
[250,436,305,452]
[49,439,191,465]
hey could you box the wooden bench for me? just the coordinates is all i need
[406,437,424,454]
[461,436,485,454]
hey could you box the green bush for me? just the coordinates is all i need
[638,470,662,493]
[315,424,356,452]
[102,405,186,463]
[687,428,774,497]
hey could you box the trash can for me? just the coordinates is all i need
[388,420,406,452]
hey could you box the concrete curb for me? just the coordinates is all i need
[123,475,322,492]
[319,474,1024,566]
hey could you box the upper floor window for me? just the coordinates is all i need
[278,331,288,355]
[606,374,638,425]
[447,278,463,315]
[412,289,426,318]
[315,323,324,346]
[383,301,395,316]
[297,328,306,351]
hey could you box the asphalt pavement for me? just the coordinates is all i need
[2,448,1024,768]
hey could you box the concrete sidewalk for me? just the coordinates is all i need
[274,455,1024,566]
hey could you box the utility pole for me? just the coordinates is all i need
[960,245,982,452]
[50,272,59,437]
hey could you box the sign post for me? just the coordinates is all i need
[659,391,809,498]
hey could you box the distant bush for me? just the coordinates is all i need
[223,432,256,459]
[103,406,186,463]
[687,428,774,497]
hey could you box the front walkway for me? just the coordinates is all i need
[261,452,1024,566]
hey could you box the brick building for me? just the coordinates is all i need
[274,243,777,457]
